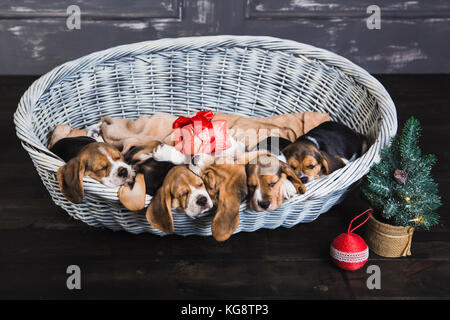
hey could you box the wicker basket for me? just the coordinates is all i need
[14,36,397,237]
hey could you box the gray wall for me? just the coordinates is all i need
[0,0,449,75]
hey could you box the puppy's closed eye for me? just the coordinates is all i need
[267,177,279,188]
[95,165,108,172]
[180,190,189,198]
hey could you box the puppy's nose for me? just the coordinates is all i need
[300,176,308,184]
[258,200,271,209]
[118,167,128,178]
[196,196,208,207]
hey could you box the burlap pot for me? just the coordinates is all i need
[365,215,415,257]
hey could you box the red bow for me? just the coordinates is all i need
[172,110,214,131]
[173,110,216,153]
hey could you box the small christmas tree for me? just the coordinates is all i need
[361,117,441,229]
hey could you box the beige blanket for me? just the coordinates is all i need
[100,112,330,152]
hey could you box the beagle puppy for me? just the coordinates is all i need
[50,137,135,204]
[189,154,248,242]
[282,121,368,183]
[245,152,306,212]
[118,145,213,232]
[145,166,213,233]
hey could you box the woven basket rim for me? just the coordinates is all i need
[14,35,397,204]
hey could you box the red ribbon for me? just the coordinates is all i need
[172,110,214,131]
[348,208,373,234]
[172,110,216,152]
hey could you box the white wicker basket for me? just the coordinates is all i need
[14,36,397,236]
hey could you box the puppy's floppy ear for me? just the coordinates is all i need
[118,173,146,211]
[319,152,343,174]
[146,183,174,234]
[202,169,216,192]
[212,171,247,242]
[56,157,85,204]
[321,157,330,175]
[212,195,241,242]
[281,162,306,194]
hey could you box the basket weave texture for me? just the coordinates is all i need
[14,36,397,236]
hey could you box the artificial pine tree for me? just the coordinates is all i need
[361,116,441,230]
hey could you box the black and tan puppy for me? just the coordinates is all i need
[50,136,135,203]
[282,121,367,183]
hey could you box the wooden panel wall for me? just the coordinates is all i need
[0,0,449,74]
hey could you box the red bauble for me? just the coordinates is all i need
[330,232,368,271]
[330,209,372,271]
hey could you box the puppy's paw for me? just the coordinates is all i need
[86,121,103,142]
[297,182,307,195]
[153,144,188,164]
[118,173,146,211]
[282,179,298,199]
[138,152,153,162]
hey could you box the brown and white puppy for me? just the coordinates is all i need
[245,153,306,212]
[190,154,248,241]
[282,121,368,183]
[145,165,213,234]
[51,137,135,204]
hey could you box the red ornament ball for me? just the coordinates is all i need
[330,232,369,271]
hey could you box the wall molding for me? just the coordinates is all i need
[0,0,182,21]
[245,0,450,20]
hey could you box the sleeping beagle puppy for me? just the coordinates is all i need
[118,145,213,232]
[189,154,248,242]
[245,152,306,212]
[282,121,368,183]
[145,165,213,233]
[50,137,135,204]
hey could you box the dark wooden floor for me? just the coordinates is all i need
[0,75,448,300]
